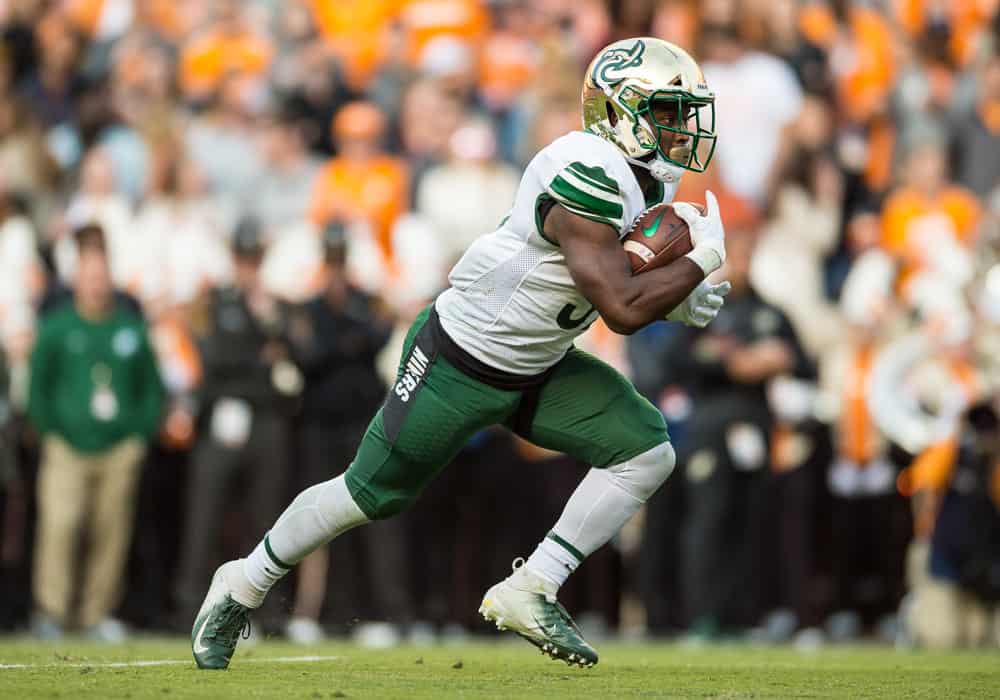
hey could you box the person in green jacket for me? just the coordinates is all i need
[28,224,165,641]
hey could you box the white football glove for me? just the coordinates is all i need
[666,279,731,328]
[673,190,726,275]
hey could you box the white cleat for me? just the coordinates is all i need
[191,560,253,670]
[479,559,598,667]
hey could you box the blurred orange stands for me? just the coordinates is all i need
[308,0,397,90]
[180,24,273,101]
[800,3,895,123]
[894,0,999,67]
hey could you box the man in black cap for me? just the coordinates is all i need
[283,221,409,643]
[174,217,299,631]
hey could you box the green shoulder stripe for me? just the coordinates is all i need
[549,174,624,222]
[566,161,620,195]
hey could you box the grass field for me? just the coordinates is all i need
[2,638,998,699]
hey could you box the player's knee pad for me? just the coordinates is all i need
[267,475,369,565]
[314,475,370,528]
[604,441,676,502]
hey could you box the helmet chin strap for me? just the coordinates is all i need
[625,155,685,184]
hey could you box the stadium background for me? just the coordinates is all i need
[0,0,998,650]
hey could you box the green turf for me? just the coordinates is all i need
[1,638,997,699]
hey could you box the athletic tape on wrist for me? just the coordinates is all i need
[685,247,722,276]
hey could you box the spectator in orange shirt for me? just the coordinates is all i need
[398,0,489,68]
[881,140,981,256]
[179,0,273,103]
[309,101,409,265]
[882,138,980,308]
[478,2,542,112]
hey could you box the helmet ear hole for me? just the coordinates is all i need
[605,101,618,127]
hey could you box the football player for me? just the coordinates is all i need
[192,37,730,669]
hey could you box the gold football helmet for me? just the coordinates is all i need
[582,37,716,175]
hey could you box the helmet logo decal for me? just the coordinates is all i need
[591,40,645,92]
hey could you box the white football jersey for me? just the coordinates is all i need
[435,130,679,375]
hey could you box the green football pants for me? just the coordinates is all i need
[344,306,669,520]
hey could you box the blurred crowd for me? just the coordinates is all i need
[0,0,998,649]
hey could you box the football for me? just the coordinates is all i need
[622,202,705,274]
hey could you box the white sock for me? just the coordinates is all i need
[525,535,581,588]
[524,442,675,590]
[238,475,369,607]
[238,544,287,608]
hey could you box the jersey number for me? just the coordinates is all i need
[557,302,596,330]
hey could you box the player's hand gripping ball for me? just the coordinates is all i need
[622,202,706,274]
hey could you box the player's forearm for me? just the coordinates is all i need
[610,257,704,334]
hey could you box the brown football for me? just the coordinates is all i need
[622,202,705,274]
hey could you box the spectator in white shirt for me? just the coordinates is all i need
[416,119,520,268]
[701,22,804,206]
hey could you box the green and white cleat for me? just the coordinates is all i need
[191,560,253,670]
[479,559,598,668]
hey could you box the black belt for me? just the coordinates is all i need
[427,307,561,438]
[427,307,556,391]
